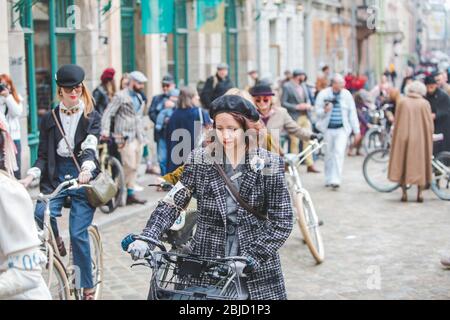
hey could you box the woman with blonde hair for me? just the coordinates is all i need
[388,80,434,203]
[20,64,101,300]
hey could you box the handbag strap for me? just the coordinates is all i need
[213,163,267,220]
[51,109,82,173]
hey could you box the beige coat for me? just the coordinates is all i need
[388,93,434,187]
[263,106,311,147]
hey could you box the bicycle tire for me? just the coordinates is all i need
[292,191,324,264]
[431,151,450,201]
[99,156,126,214]
[363,128,382,154]
[88,225,104,300]
[363,148,400,193]
[42,253,71,300]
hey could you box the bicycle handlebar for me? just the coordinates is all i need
[36,178,90,202]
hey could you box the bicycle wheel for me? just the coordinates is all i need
[292,191,324,264]
[100,156,125,214]
[88,225,104,300]
[363,148,400,193]
[363,128,383,154]
[41,252,71,300]
[431,152,450,201]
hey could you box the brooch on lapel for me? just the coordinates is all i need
[250,155,265,173]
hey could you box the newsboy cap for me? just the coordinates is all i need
[217,63,229,70]
[129,71,148,83]
[209,95,260,122]
[55,64,85,87]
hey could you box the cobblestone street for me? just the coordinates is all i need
[94,156,450,300]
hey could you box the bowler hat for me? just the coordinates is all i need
[250,84,275,97]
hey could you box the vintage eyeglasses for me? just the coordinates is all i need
[255,97,271,104]
[61,84,83,94]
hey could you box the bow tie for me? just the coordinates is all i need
[60,106,80,116]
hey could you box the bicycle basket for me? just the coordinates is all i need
[148,252,246,300]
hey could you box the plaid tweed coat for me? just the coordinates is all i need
[141,147,293,300]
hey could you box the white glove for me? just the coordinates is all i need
[228,261,248,277]
[127,240,150,261]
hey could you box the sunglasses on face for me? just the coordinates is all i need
[61,84,83,93]
[162,84,171,88]
[255,97,271,104]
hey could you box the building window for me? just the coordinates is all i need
[167,0,189,86]
[19,0,76,163]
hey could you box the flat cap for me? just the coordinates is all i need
[292,69,306,77]
[162,74,174,84]
[129,71,148,83]
[55,64,85,87]
[217,63,229,70]
[209,95,260,122]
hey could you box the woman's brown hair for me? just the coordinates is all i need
[0,74,21,104]
[178,86,198,109]
[57,83,94,118]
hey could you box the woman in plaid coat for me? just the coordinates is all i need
[128,95,294,300]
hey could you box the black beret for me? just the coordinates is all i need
[250,84,275,96]
[55,64,85,87]
[424,75,437,85]
[209,95,260,122]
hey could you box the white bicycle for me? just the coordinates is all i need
[284,139,325,264]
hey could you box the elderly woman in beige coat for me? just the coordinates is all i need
[388,81,434,202]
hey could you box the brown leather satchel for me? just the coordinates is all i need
[214,163,267,220]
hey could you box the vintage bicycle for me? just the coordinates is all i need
[284,138,325,264]
[122,235,249,300]
[363,134,450,200]
[34,178,104,300]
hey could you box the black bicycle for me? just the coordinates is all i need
[124,235,249,300]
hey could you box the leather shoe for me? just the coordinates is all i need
[126,195,147,205]
[56,237,67,257]
[441,257,450,268]
[307,166,321,173]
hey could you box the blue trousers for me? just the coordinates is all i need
[34,157,95,289]
[157,137,168,176]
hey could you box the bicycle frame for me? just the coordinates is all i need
[285,140,325,191]
[432,157,450,178]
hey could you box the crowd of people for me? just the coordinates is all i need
[1,58,450,300]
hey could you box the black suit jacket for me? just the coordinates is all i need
[34,107,101,194]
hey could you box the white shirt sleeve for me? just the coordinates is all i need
[4,95,23,117]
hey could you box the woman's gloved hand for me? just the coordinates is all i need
[127,240,150,261]
[78,170,92,184]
